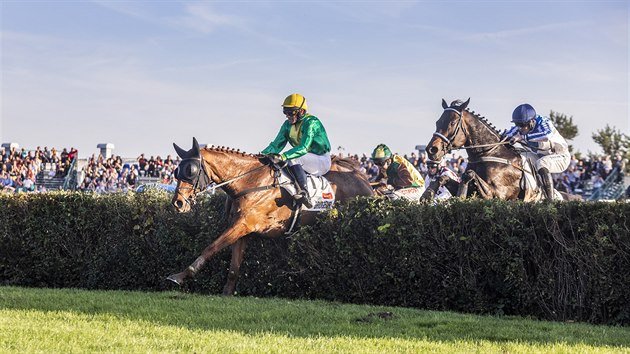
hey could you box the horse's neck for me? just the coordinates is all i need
[202,150,267,193]
[465,116,515,159]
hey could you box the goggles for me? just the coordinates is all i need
[283,107,299,116]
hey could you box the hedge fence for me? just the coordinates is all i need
[1,191,628,325]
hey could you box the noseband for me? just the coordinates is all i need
[175,156,213,207]
[432,108,468,154]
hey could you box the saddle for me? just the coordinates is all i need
[277,169,336,211]
[518,151,563,201]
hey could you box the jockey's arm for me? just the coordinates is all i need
[262,121,289,155]
[503,126,520,139]
[525,140,553,151]
[440,168,461,182]
[281,119,317,160]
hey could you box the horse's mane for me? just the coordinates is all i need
[461,108,522,156]
[202,146,366,175]
[463,108,503,137]
[203,145,258,158]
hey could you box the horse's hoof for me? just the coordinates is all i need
[166,273,185,286]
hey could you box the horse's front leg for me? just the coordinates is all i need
[421,180,440,201]
[167,221,250,286]
[222,237,248,296]
[457,171,474,197]
[467,171,496,199]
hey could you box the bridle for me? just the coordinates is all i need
[432,108,511,155]
[430,108,527,173]
[431,108,469,154]
[173,156,213,207]
[174,156,277,207]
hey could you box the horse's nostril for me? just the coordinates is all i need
[428,146,438,155]
[174,200,183,209]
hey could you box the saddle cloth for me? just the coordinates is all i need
[278,170,336,211]
[381,186,425,202]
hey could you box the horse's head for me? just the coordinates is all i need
[425,98,470,161]
[171,137,212,212]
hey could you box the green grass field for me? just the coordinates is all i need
[1,286,628,353]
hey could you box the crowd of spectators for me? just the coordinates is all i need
[1,145,77,193]
[556,154,626,196]
[2,144,627,199]
[77,153,180,193]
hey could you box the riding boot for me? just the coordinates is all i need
[538,167,554,201]
[288,164,313,208]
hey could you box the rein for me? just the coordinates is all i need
[179,158,280,206]
[431,108,529,173]
[432,108,465,152]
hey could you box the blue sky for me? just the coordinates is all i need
[1,0,628,159]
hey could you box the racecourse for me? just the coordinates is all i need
[1,286,628,353]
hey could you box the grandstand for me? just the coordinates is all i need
[2,142,628,200]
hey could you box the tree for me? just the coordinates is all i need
[549,111,578,152]
[592,125,630,157]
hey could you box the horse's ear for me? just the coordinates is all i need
[442,99,448,109]
[173,142,188,159]
[460,98,471,111]
[191,137,200,158]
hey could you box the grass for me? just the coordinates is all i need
[0,286,628,353]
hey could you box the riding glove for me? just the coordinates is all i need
[261,153,287,168]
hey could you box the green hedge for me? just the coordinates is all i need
[1,191,628,325]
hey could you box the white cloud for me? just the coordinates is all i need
[465,21,588,42]
[170,3,246,34]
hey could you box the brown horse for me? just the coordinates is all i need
[167,137,374,294]
[425,98,576,201]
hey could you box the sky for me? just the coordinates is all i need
[1,0,628,159]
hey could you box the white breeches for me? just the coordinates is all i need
[288,152,331,176]
[535,152,571,173]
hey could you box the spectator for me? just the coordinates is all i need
[365,160,379,182]
[68,147,78,162]
[138,153,147,176]
[1,171,15,193]
[612,154,625,183]
[60,148,69,164]
[592,173,605,195]
[21,175,35,192]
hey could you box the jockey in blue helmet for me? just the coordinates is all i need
[503,103,570,200]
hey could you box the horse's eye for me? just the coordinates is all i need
[187,164,199,176]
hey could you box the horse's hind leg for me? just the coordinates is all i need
[223,238,247,296]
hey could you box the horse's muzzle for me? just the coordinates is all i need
[172,197,191,213]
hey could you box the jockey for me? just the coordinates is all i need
[424,159,460,199]
[503,103,570,200]
[261,93,331,208]
[371,144,425,191]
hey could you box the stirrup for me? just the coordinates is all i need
[294,190,313,208]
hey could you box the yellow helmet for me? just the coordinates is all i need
[282,93,308,111]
